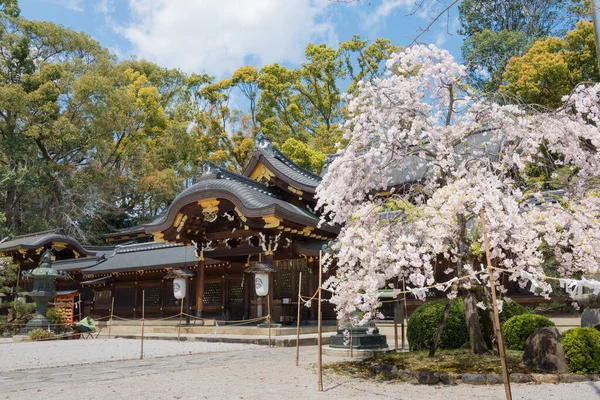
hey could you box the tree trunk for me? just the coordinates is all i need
[464,291,489,354]
[429,297,453,357]
[483,285,498,352]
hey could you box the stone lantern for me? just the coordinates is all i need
[21,249,69,333]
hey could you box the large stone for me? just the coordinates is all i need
[417,370,440,385]
[439,372,451,385]
[560,374,589,383]
[396,369,417,383]
[486,374,504,385]
[522,326,569,373]
[510,373,533,383]
[461,373,487,385]
[581,308,600,328]
[532,374,560,384]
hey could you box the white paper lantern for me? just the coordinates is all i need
[173,278,187,299]
[255,273,269,296]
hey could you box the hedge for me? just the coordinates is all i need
[562,327,600,374]
[502,314,555,351]
[407,299,469,351]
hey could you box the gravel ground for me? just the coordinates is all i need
[1,340,599,399]
[0,339,256,372]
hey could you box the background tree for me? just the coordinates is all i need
[501,20,599,108]
[459,0,585,92]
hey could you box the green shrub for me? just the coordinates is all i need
[46,308,66,332]
[562,327,600,374]
[499,301,530,324]
[407,299,469,351]
[12,301,35,323]
[28,328,55,341]
[502,314,555,351]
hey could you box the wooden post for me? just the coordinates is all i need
[178,295,184,343]
[108,296,115,339]
[317,250,323,392]
[402,278,407,351]
[296,271,302,367]
[480,208,512,400]
[140,290,145,360]
[350,326,353,358]
[196,251,206,321]
[394,303,399,352]
[267,294,272,347]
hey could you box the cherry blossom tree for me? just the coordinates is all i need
[316,44,600,354]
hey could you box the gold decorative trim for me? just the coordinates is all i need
[153,232,165,242]
[249,162,275,183]
[287,185,303,196]
[263,215,283,229]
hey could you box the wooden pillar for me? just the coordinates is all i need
[195,252,205,319]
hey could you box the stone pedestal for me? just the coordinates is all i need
[581,308,600,329]
[329,324,388,350]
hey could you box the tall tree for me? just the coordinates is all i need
[317,45,600,354]
[501,20,599,108]
[459,0,584,92]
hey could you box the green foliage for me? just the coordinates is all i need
[407,299,469,351]
[11,301,35,323]
[28,328,54,341]
[458,0,582,92]
[502,314,555,351]
[46,307,65,331]
[500,301,530,324]
[281,138,327,173]
[562,327,600,374]
[501,21,599,107]
[0,257,17,294]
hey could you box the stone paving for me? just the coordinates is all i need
[1,340,600,399]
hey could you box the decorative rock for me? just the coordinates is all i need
[396,369,416,383]
[439,372,450,385]
[417,370,440,385]
[486,374,503,385]
[532,374,560,384]
[589,374,600,382]
[461,373,487,385]
[510,373,533,383]
[522,326,569,373]
[581,308,600,328]
[373,363,396,379]
[560,374,589,383]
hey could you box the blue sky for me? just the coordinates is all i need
[21,0,465,78]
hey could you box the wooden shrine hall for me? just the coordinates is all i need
[0,134,339,323]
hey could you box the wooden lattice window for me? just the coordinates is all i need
[115,287,135,307]
[143,286,161,307]
[204,282,221,305]
[274,259,309,298]
[229,284,244,304]
[94,290,111,306]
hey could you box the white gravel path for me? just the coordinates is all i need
[1,340,599,399]
[0,339,256,372]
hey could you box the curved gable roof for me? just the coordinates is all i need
[243,134,322,192]
[0,230,94,257]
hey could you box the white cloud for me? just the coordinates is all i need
[116,0,338,76]
[48,0,84,12]
[362,0,413,28]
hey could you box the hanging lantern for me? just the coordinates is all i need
[255,273,269,296]
[244,261,277,297]
[173,278,187,299]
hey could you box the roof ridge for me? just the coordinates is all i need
[11,229,64,240]
[200,161,280,199]
[254,133,322,182]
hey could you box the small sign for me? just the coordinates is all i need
[282,298,290,304]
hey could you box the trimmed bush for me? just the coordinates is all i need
[503,314,555,351]
[28,328,55,341]
[407,299,469,351]
[562,327,600,374]
[499,301,530,324]
[46,308,66,332]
